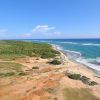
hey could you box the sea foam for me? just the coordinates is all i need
[58,41,100,47]
[76,58,100,73]
[82,43,100,46]
[54,44,100,74]
[59,42,79,44]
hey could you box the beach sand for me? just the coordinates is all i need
[0,48,100,100]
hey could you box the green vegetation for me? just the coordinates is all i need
[80,76,90,84]
[67,73,97,86]
[63,88,100,100]
[89,81,98,86]
[0,62,25,77]
[0,72,15,77]
[68,74,81,80]
[0,40,60,77]
[49,59,61,65]
[0,40,60,60]
[32,66,39,69]
[18,71,27,76]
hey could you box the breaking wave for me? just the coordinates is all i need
[54,44,100,74]
[59,42,79,44]
[59,41,100,46]
[81,43,100,46]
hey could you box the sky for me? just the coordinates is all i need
[0,0,100,39]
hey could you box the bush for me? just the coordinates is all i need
[32,66,39,69]
[68,74,81,80]
[49,59,61,65]
[80,76,90,84]
[67,73,98,86]
[89,81,97,86]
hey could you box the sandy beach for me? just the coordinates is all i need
[0,46,100,100]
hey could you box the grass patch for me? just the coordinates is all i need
[0,72,15,77]
[18,72,27,76]
[63,88,100,100]
[0,62,25,77]
[0,40,60,60]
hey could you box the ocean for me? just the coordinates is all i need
[30,39,100,74]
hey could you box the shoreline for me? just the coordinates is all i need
[0,40,100,100]
[52,44,100,77]
[62,50,100,76]
[0,42,100,99]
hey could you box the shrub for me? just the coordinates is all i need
[32,66,39,69]
[80,76,90,84]
[89,81,97,86]
[67,73,98,86]
[49,59,61,65]
[68,74,81,80]
[25,69,33,71]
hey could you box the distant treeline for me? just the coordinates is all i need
[0,40,60,59]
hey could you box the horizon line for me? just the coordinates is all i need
[0,38,100,40]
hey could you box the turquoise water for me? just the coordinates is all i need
[52,39,100,59]
[30,39,100,73]
[31,39,100,59]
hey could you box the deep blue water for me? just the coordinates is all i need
[29,39,100,73]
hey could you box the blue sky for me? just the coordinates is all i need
[0,0,100,39]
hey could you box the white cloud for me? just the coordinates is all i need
[19,25,62,38]
[20,33,32,37]
[32,25,55,32]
